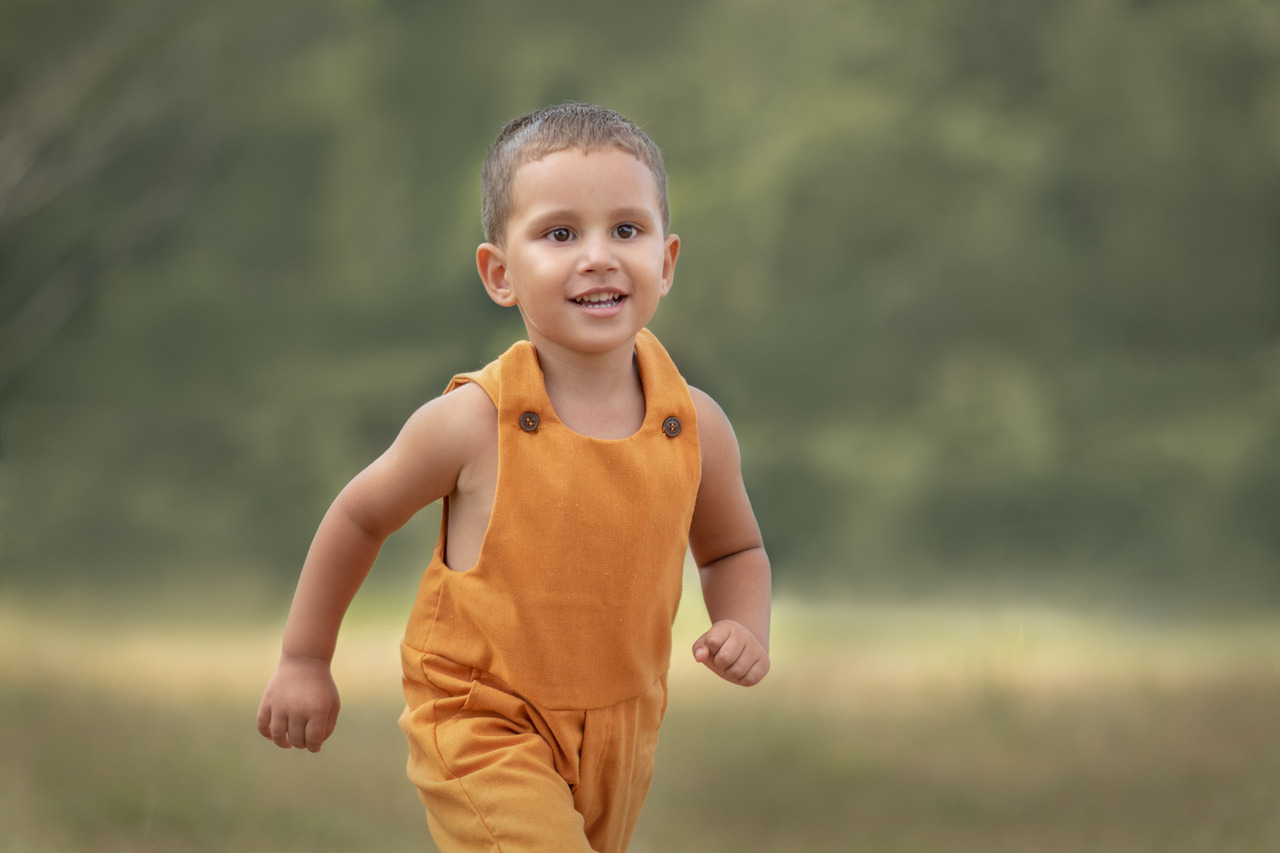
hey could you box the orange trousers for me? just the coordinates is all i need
[399,644,668,853]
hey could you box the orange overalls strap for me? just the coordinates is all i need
[403,328,702,710]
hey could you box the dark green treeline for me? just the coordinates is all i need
[2,0,1278,604]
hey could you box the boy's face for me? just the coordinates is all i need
[476,147,679,358]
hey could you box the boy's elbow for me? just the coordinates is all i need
[328,489,397,544]
[696,542,770,572]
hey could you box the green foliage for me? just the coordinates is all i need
[2,0,1278,600]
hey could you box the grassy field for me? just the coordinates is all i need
[3,581,1280,852]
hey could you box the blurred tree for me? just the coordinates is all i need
[2,0,1278,605]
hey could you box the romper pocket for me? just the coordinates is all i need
[400,648,484,785]
[420,653,479,697]
[400,646,477,719]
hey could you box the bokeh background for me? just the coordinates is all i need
[3,1,1280,851]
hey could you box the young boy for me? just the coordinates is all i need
[256,103,771,853]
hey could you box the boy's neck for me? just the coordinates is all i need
[531,336,646,440]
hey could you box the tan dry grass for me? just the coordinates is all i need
[4,583,1280,852]
[6,585,1280,720]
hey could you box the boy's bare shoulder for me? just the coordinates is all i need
[397,381,496,454]
[689,386,741,462]
[431,380,497,422]
[335,382,498,532]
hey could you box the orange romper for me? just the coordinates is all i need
[399,329,701,853]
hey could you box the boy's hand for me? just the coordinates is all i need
[692,620,770,687]
[256,655,341,753]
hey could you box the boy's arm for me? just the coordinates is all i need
[687,388,772,687]
[256,384,493,752]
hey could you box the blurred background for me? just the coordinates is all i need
[3,1,1280,851]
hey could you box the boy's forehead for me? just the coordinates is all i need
[509,147,662,209]
[514,144,644,178]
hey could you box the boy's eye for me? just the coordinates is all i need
[548,227,573,243]
[614,223,638,239]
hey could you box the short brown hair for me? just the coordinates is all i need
[480,103,669,245]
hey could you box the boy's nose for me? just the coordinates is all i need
[577,234,619,274]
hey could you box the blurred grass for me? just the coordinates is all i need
[4,580,1280,852]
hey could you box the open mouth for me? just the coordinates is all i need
[573,293,625,308]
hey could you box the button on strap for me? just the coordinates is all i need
[519,411,540,432]
[662,416,681,437]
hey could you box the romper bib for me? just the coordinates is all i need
[402,328,701,710]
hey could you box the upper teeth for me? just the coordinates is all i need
[577,293,619,303]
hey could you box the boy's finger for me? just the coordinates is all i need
[287,716,310,751]
[693,622,733,659]
[255,703,272,741]
[740,658,770,686]
[325,705,340,741]
[721,652,751,680]
[269,714,292,748]
[304,716,329,753]
[712,633,745,670]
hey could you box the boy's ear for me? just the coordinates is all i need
[659,233,680,296]
[476,242,519,307]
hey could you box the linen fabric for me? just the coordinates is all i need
[399,647,667,853]
[402,328,701,710]
[399,328,701,851]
